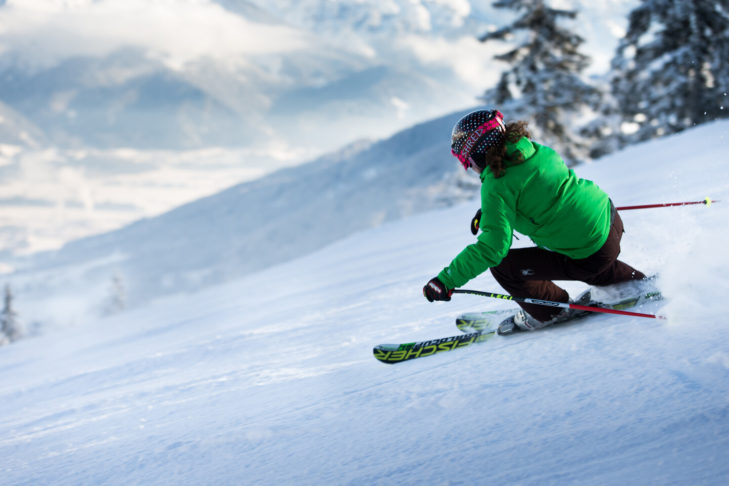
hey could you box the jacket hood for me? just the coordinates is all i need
[480,137,536,182]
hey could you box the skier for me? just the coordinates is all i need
[422,109,646,334]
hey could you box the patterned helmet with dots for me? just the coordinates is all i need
[450,110,505,170]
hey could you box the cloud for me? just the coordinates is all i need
[397,34,500,91]
[0,0,313,69]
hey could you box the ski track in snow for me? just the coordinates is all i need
[1,122,729,484]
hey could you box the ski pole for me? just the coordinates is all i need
[617,197,718,211]
[452,289,666,320]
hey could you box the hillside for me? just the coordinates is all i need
[0,121,727,484]
[11,110,481,319]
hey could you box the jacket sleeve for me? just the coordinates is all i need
[437,186,516,289]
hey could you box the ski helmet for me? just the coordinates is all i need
[450,110,505,170]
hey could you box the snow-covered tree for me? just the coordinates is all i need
[611,0,729,144]
[478,0,602,164]
[105,274,126,316]
[580,80,625,159]
[1,284,22,343]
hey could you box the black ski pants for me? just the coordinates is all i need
[490,206,645,322]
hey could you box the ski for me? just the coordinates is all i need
[373,330,495,365]
[456,290,663,334]
[373,290,662,364]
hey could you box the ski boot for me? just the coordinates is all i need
[497,289,593,335]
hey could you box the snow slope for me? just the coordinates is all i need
[0,121,728,484]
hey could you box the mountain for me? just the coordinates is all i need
[0,121,728,484]
[10,110,481,316]
[0,38,409,152]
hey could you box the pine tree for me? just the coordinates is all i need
[611,0,729,144]
[479,0,601,164]
[1,284,22,343]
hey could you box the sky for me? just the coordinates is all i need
[0,0,313,71]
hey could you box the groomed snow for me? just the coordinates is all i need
[1,121,728,484]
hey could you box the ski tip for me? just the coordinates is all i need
[374,344,402,352]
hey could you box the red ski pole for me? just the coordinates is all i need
[452,289,666,320]
[617,197,718,211]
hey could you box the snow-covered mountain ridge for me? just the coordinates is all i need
[0,119,727,484]
[11,109,479,320]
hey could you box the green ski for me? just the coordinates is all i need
[373,330,495,364]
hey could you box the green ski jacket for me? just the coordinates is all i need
[438,137,611,289]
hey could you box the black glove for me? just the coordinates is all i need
[471,208,482,235]
[423,277,453,302]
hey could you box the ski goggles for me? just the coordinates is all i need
[451,112,505,170]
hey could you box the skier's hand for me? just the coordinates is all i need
[471,208,482,235]
[423,277,453,302]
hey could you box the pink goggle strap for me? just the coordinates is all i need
[451,111,505,170]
